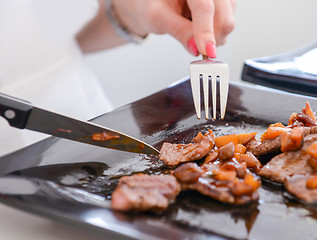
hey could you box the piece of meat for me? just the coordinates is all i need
[289,113,317,127]
[221,160,247,178]
[239,152,262,173]
[258,151,312,183]
[246,126,317,157]
[284,174,317,203]
[303,126,317,136]
[289,102,317,127]
[246,137,281,157]
[218,142,235,161]
[173,162,260,205]
[159,130,215,166]
[182,178,235,203]
[111,174,181,212]
[173,162,204,183]
[181,176,259,205]
[258,134,317,183]
[204,149,218,164]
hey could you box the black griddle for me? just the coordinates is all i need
[0,78,317,240]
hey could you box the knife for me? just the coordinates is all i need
[0,93,159,155]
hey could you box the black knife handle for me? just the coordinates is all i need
[0,93,33,129]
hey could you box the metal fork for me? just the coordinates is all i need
[190,55,229,120]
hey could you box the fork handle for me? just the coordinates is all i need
[202,55,209,60]
[0,92,32,129]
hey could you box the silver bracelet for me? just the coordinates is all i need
[105,0,146,44]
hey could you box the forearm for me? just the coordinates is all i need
[76,0,127,53]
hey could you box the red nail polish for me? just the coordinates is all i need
[206,42,217,59]
[188,37,199,56]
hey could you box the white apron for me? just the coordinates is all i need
[0,0,113,156]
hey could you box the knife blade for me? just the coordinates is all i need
[0,93,159,155]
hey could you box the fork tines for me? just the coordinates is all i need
[190,56,229,120]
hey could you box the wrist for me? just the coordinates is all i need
[105,0,148,44]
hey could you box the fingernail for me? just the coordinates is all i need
[206,42,217,59]
[187,37,199,56]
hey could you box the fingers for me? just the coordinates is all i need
[213,0,235,46]
[187,0,216,57]
[229,0,237,9]
[187,0,235,57]
[154,7,196,55]
[112,0,235,58]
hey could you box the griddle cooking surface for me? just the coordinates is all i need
[0,78,317,240]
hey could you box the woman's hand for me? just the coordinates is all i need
[113,0,236,58]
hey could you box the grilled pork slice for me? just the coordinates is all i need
[111,174,181,212]
[284,174,317,203]
[258,151,313,183]
[159,130,215,166]
[173,162,260,205]
[258,134,317,183]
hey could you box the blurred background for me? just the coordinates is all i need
[84,0,317,109]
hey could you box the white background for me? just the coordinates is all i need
[85,0,317,109]
[1,0,317,240]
